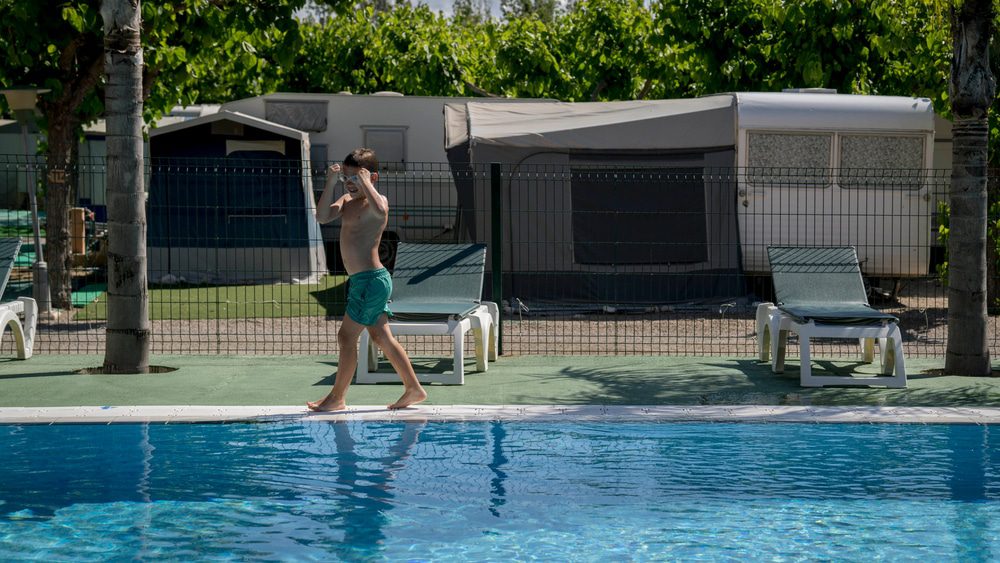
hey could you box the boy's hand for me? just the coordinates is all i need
[326,163,341,178]
[357,167,373,187]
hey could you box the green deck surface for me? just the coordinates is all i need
[0,354,998,408]
[72,283,106,308]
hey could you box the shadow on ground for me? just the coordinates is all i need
[514,357,1000,407]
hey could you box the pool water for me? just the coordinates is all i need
[1,420,998,560]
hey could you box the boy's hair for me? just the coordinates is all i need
[343,148,379,173]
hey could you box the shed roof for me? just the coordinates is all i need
[148,110,307,140]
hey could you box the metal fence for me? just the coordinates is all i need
[0,154,978,359]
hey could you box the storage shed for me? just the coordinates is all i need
[147,111,326,284]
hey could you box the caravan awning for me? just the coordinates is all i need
[447,97,736,151]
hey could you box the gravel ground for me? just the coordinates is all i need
[11,279,971,359]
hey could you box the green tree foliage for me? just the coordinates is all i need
[282,0,954,111]
[488,16,571,97]
[650,0,951,101]
[284,4,468,95]
[501,0,559,23]
[452,0,493,26]
[558,0,653,100]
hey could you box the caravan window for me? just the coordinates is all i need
[264,101,328,132]
[571,168,707,265]
[839,134,925,190]
[746,132,832,188]
[362,126,407,172]
[310,144,328,197]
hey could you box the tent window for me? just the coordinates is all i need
[211,121,244,136]
[362,127,407,172]
[839,134,925,190]
[225,139,285,156]
[571,168,707,265]
[747,132,832,188]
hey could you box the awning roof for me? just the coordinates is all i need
[447,97,736,151]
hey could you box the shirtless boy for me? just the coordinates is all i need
[307,148,427,411]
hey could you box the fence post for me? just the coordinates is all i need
[490,162,503,356]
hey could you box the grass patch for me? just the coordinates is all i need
[0,225,43,238]
[77,274,348,320]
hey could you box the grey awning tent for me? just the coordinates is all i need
[148,111,326,284]
[446,97,735,151]
[445,97,744,306]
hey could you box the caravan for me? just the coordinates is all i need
[732,92,939,278]
[445,91,945,305]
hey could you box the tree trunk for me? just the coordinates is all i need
[44,114,76,311]
[947,0,995,376]
[988,172,999,311]
[101,0,150,374]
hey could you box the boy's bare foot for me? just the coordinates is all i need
[388,387,427,410]
[307,395,347,412]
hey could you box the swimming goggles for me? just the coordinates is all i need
[337,173,360,184]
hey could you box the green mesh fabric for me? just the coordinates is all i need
[0,238,21,300]
[767,246,897,324]
[389,243,486,321]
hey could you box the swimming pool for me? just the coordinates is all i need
[1,420,998,560]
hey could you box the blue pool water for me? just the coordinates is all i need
[1,420,999,561]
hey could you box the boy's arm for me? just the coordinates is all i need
[316,165,346,224]
[355,168,389,215]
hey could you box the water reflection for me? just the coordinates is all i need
[325,420,424,560]
[488,421,508,518]
[949,424,994,561]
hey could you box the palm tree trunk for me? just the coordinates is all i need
[101,0,150,374]
[947,0,995,375]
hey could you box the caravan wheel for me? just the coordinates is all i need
[379,233,399,270]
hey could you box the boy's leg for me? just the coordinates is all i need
[366,314,427,409]
[307,316,367,412]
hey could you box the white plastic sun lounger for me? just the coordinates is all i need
[0,238,37,359]
[356,243,498,385]
[757,246,905,388]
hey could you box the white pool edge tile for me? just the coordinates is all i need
[1,405,999,424]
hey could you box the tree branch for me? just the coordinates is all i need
[636,78,653,100]
[464,80,501,98]
[589,78,608,101]
[65,54,105,114]
[59,37,83,73]
[142,66,160,101]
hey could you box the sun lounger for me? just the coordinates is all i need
[756,246,905,388]
[0,238,37,359]
[356,243,498,385]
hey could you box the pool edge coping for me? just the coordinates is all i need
[1,405,1000,424]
